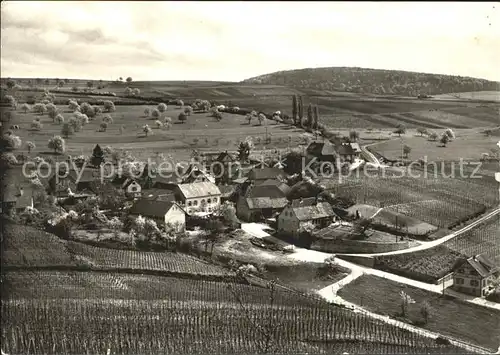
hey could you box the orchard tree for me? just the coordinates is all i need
[31,120,43,131]
[144,107,150,117]
[143,124,152,137]
[258,113,266,125]
[100,122,108,132]
[178,112,187,123]
[151,108,160,119]
[62,122,74,138]
[416,127,428,136]
[48,136,66,154]
[5,134,22,150]
[68,100,79,111]
[55,113,64,124]
[440,133,450,147]
[403,145,412,158]
[184,106,193,116]
[124,87,132,96]
[33,103,46,115]
[126,77,133,83]
[444,128,456,140]
[393,124,406,137]
[103,100,116,112]
[132,88,140,96]
[429,131,438,141]
[21,103,31,113]
[68,117,82,132]
[155,120,163,129]
[157,103,167,113]
[246,113,253,125]
[26,141,36,154]
[102,115,113,124]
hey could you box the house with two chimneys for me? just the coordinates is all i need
[277,197,337,239]
[453,254,498,297]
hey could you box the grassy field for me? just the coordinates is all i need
[370,131,499,162]
[375,216,500,283]
[3,102,310,162]
[338,274,500,351]
[433,91,500,102]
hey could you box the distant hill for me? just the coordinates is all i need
[243,67,500,97]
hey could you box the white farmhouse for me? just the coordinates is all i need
[174,181,221,214]
[129,199,186,232]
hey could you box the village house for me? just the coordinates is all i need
[453,254,498,297]
[337,142,361,163]
[277,197,337,239]
[306,141,338,163]
[129,199,185,232]
[48,168,101,198]
[246,167,288,185]
[121,178,142,199]
[141,188,175,201]
[1,187,34,214]
[173,181,221,215]
[236,183,288,222]
[181,164,216,184]
[205,151,239,183]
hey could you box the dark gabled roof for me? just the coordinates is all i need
[153,175,181,186]
[216,151,235,162]
[337,143,361,156]
[246,184,286,199]
[258,179,291,195]
[218,184,236,198]
[288,198,336,221]
[141,188,175,201]
[307,141,337,157]
[66,169,101,183]
[248,167,287,181]
[129,199,179,218]
[466,254,498,278]
[122,178,140,189]
[246,197,289,210]
[244,184,288,210]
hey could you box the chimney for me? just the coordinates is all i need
[18,187,24,196]
[299,197,303,204]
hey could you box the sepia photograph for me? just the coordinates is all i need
[1,1,499,354]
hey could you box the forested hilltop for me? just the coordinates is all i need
[243,67,500,96]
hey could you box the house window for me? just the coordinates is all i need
[213,197,217,202]
[458,268,464,274]
[470,280,479,287]
[455,278,464,285]
[201,199,205,204]
[207,198,211,203]
[188,201,192,206]
[194,200,198,206]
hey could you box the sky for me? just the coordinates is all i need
[1,1,500,82]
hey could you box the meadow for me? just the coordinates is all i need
[369,131,499,162]
[338,274,500,351]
